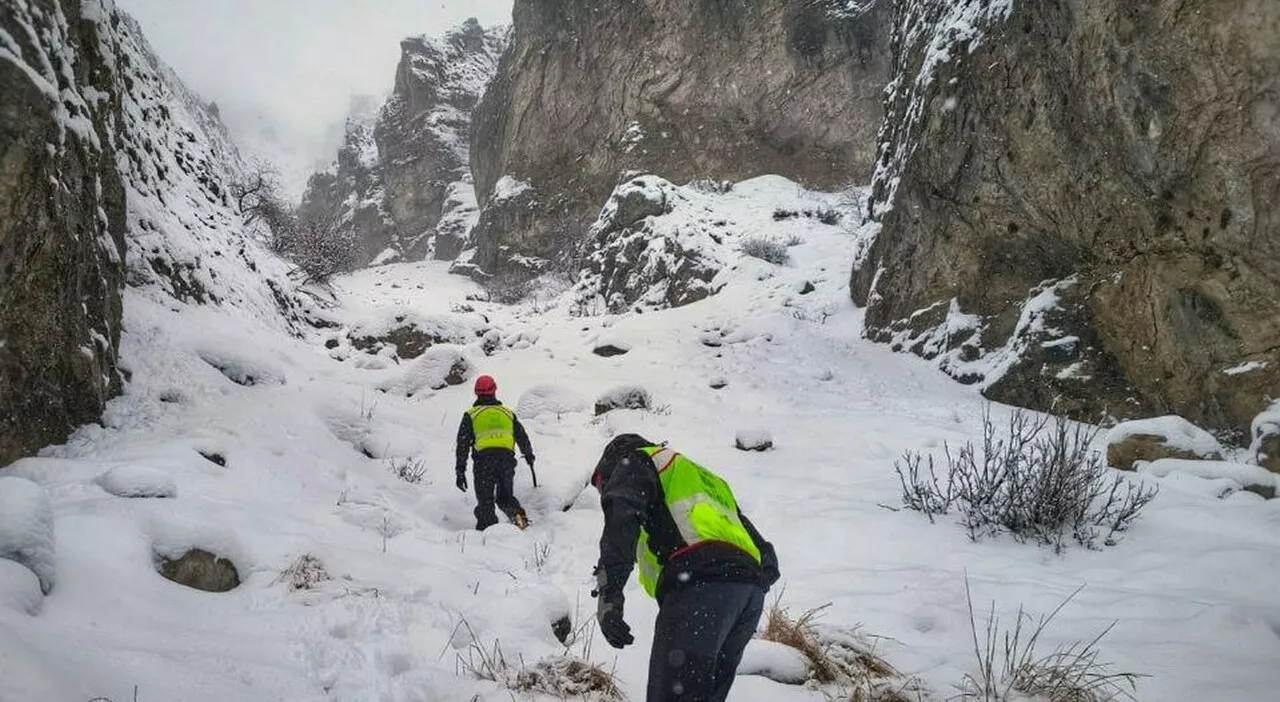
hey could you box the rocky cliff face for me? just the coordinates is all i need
[466,0,892,280]
[1,0,305,466]
[853,0,1280,437]
[0,0,126,465]
[300,20,506,266]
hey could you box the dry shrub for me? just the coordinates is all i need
[959,581,1143,702]
[456,618,624,700]
[273,554,330,591]
[896,408,1159,553]
[760,595,928,701]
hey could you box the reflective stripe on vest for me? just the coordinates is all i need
[633,446,761,598]
[467,405,516,451]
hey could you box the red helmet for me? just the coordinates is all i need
[474,375,497,396]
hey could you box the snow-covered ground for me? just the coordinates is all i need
[2,179,1279,702]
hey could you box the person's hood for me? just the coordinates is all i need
[590,433,654,489]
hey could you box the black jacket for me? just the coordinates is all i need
[592,434,779,603]
[455,396,534,475]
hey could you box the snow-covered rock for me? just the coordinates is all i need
[594,385,653,416]
[348,310,486,360]
[157,548,241,593]
[592,339,632,358]
[0,477,56,595]
[735,429,775,452]
[1250,405,1280,473]
[517,385,589,419]
[379,346,473,396]
[0,559,44,616]
[1138,459,1278,500]
[1106,416,1224,470]
[737,639,810,685]
[96,466,178,499]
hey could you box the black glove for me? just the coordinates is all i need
[593,566,633,649]
[596,592,633,649]
[456,472,468,492]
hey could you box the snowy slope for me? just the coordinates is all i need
[1,178,1278,702]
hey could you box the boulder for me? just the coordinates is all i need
[157,548,241,593]
[378,346,473,396]
[1105,416,1224,471]
[594,385,653,416]
[592,342,631,358]
[735,429,775,452]
[0,477,56,595]
[1251,407,1280,473]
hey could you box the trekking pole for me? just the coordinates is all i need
[528,459,539,488]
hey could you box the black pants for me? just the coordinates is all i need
[472,452,524,530]
[648,581,765,702]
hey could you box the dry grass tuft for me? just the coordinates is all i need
[455,618,625,700]
[759,594,929,701]
[959,580,1144,702]
[273,554,330,591]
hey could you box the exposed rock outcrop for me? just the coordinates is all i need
[1,0,127,465]
[853,0,1280,436]
[300,20,506,266]
[2,1,308,466]
[468,0,892,279]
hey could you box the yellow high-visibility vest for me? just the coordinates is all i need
[634,446,761,598]
[467,405,516,451]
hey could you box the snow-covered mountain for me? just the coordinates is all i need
[299,19,507,267]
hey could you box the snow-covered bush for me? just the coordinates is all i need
[96,466,177,499]
[272,212,360,285]
[895,409,1159,552]
[594,385,653,415]
[740,236,791,265]
[0,477,56,595]
[958,582,1143,702]
[517,385,588,419]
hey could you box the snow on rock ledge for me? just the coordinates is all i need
[1138,459,1278,500]
[96,466,177,499]
[1106,416,1225,471]
[0,477,56,595]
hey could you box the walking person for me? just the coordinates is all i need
[455,375,536,530]
[588,433,780,701]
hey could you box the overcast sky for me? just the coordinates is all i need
[118,0,513,195]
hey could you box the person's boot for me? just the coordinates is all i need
[512,511,529,530]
